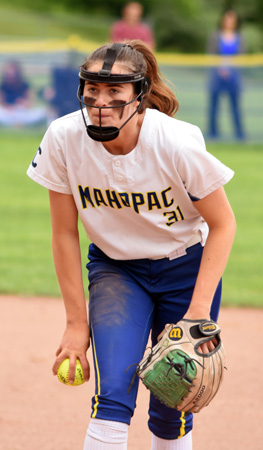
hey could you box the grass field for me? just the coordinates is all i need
[0,130,262,308]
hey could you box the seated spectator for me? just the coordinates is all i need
[0,61,47,127]
[110,2,155,50]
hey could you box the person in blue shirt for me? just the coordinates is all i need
[207,10,247,140]
[0,61,47,126]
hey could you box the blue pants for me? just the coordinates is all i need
[208,71,245,139]
[86,243,222,439]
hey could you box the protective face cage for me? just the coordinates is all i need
[77,43,149,142]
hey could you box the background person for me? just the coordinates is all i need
[43,51,80,121]
[27,40,236,450]
[0,61,47,127]
[207,9,247,140]
[110,2,155,50]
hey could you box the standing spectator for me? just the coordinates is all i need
[0,61,47,127]
[207,10,246,140]
[110,2,155,50]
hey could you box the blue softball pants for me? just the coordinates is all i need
[86,242,222,440]
[208,69,245,139]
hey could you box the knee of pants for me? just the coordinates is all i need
[90,376,140,425]
[148,395,193,440]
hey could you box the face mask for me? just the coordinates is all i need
[77,43,149,142]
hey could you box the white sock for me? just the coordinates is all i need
[151,431,192,450]
[83,418,128,450]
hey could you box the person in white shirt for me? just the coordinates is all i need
[27,40,236,450]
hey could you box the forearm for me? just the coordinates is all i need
[52,230,88,326]
[186,187,236,319]
[187,222,236,318]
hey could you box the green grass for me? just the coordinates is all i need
[207,143,263,308]
[0,132,262,308]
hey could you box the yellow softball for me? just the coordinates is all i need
[57,358,85,386]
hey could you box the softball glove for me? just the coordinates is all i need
[136,319,226,413]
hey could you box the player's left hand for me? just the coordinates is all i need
[183,309,218,354]
[198,336,218,353]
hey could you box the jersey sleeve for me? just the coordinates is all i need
[176,126,234,200]
[27,122,72,194]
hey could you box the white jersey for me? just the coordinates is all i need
[27,108,234,260]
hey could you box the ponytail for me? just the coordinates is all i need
[129,40,179,117]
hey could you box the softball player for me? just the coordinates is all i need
[27,41,236,450]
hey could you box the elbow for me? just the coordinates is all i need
[229,210,237,238]
[223,210,237,240]
[208,210,237,241]
[225,213,237,246]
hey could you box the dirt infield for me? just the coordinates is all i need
[1,295,262,450]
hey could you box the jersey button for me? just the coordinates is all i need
[115,160,121,166]
[117,175,123,181]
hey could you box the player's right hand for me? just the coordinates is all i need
[52,322,90,384]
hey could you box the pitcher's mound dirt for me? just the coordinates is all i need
[0,295,262,450]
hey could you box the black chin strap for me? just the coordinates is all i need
[87,125,120,142]
[79,94,144,142]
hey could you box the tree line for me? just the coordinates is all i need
[4,0,263,52]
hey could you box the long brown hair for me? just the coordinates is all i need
[83,40,179,117]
